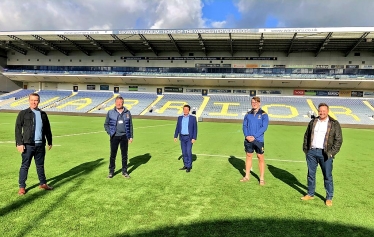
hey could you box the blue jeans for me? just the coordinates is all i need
[180,135,193,169]
[306,148,334,200]
[19,144,47,188]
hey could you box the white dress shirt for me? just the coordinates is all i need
[311,118,329,149]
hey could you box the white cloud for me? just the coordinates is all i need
[211,21,227,28]
[1,0,371,32]
[150,0,205,29]
[0,0,206,31]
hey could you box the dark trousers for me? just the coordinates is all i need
[19,144,47,188]
[180,135,193,169]
[109,135,129,174]
[306,148,334,200]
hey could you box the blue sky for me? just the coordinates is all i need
[202,0,241,24]
[0,0,373,31]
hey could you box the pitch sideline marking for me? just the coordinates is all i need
[0,123,174,143]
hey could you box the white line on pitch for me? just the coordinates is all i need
[0,123,174,143]
[54,131,103,138]
[196,153,305,163]
[0,142,61,146]
[54,124,174,138]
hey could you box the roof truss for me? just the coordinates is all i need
[168,34,183,56]
[198,33,207,56]
[7,35,48,55]
[229,33,233,56]
[84,34,113,56]
[58,35,90,56]
[315,32,333,57]
[258,33,264,56]
[111,34,135,56]
[33,35,69,56]
[0,41,27,55]
[139,34,158,56]
[345,32,370,57]
[287,33,297,57]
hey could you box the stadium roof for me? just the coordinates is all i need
[1,27,374,57]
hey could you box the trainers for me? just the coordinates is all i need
[39,184,53,190]
[18,188,26,195]
[325,200,333,207]
[301,195,314,200]
[122,173,131,178]
[107,173,114,178]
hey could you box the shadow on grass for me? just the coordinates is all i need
[128,153,152,174]
[112,218,374,237]
[267,164,325,201]
[14,158,105,237]
[114,153,152,176]
[228,155,259,182]
[178,154,197,162]
[0,158,104,217]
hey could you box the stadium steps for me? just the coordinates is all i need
[0,88,23,99]
[42,92,77,109]
[0,97,15,107]
[87,94,119,113]
[139,95,164,115]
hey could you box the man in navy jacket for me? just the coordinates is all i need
[104,96,133,178]
[174,105,198,172]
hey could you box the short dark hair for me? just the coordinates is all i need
[318,103,329,109]
[29,93,40,100]
[183,104,191,111]
[115,96,124,101]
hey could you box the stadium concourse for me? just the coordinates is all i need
[1,27,374,126]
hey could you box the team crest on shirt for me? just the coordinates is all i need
[258,115,261,119]
[126,113,129,118]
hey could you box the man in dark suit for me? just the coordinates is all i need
[174,105,198,172]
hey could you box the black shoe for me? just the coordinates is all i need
[186,168,191,173]
[179,167,187,170]
[107,173,113,178]
[122,173,131,178]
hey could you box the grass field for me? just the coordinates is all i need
[0,112,373,237]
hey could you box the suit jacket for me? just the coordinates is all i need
[174,115,198,141]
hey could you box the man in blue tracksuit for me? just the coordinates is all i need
[241,96,269,185]
[104,96,133,178]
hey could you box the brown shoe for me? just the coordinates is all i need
[39,184,53,190]
[18,188,26,195]
[301,195,314,201]
[325,200,333,207]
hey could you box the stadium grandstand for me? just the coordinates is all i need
[1,27,374,126]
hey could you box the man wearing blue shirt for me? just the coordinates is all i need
[174,105,198,173]
[241,96,269,185]
[15,93,53,195]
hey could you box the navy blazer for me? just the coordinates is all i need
[174,115,198,141]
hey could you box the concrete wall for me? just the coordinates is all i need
[5,50,373,68]
[0,57,22,93]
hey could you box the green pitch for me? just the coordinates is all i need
[0,112,373,236]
